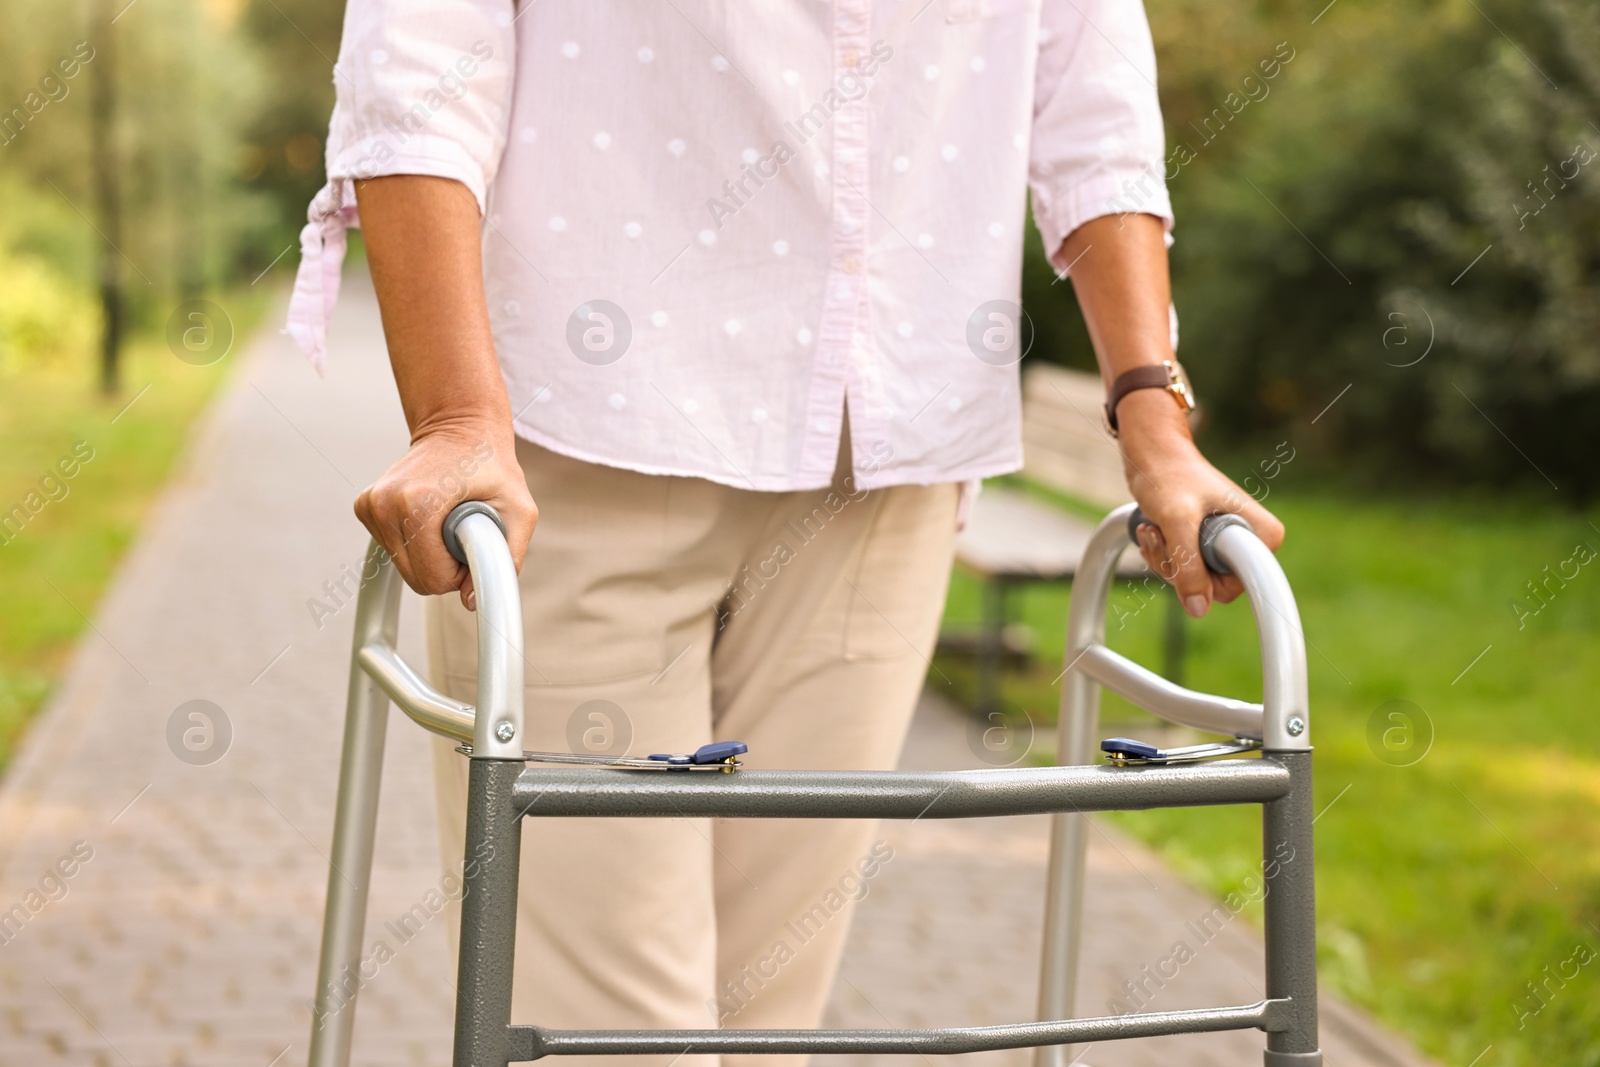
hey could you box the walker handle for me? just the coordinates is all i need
[443,500,509,565]
[1126,507,1254,577]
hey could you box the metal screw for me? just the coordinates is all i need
[495,721,516,743]
[1286,716,1306,737]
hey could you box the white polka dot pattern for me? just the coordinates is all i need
[292,0,1174,491]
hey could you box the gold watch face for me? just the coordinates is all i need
[1165,360,1197,412]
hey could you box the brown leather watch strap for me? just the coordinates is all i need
[1104,364,1173,433]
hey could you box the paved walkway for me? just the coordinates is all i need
[0,274,1440,1067]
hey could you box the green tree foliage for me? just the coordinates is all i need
[1098,0,1600,497]
[1405,0,1600,489]
[236,0,343,240]
[0,0,334,371]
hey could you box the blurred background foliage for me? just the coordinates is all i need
[1025,0,1600,498]
[0,0,335,373]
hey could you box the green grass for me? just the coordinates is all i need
[935,491,1600,1067]
[0,293,265,769]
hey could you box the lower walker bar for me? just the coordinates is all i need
[506,999,1292,1060]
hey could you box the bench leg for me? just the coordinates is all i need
[1162,591,1187,685]
[977,578,1008,714]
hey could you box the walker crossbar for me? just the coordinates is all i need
[308,501,1323,1067]
[505,998,1291,1059]
[506,760,1291,818]
[1073,641,1266,738]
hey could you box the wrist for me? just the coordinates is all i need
[411,408,513,451]
[1114,388,1198,463]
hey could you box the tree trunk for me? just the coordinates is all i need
[90,0,123,395]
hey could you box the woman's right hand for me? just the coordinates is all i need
[352,175,535,609]
[354,419,537,610]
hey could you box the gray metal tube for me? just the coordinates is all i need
[1035,503,1134,1067]
[1212,526,1311,752]
[508,999,1288,1060]
[312,507,524,1067]
[509,759,1289,819]
[1036,507,1314,1067]
[1076,643,1265,739]
[308,540,403,1067]
[1262,751,1321,1064]
[445,503,527,1065]
[454,759,525,1067]
[358,643,475,742]
[456,512,525,759]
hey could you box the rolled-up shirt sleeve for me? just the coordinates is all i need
[1028,0,1172,275]
[287,0,515,368]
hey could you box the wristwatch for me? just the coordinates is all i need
[1103,360,1196,436]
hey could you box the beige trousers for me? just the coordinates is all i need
[425,435,959,1067]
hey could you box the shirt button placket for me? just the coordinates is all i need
[802,0,875,481]
[796,0,883,479]
[837,1,872,426]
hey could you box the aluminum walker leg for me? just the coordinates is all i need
[453,758,525,1067]
[308,543,402,1067]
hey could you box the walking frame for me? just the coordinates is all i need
[308,501,1322,1066]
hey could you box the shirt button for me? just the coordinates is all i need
[843,50,861,67]
[842,257,860,274]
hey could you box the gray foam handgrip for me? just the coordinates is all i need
[442,501,509,565]
[1127,507,1254,577]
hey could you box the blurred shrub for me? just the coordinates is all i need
[0,175,96,371]
[1026,0,1600,497]
[0,250,96,372]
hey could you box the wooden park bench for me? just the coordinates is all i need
[945,362,1178,712]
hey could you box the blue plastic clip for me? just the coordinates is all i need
[1101,737,1161,762]
[1100,736,1262,766]
[649,740,748,769]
